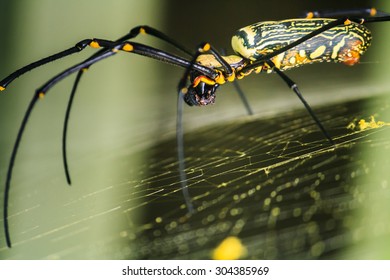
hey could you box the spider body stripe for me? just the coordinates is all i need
[231,18,372,72]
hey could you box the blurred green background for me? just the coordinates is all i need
[0,0,389,259]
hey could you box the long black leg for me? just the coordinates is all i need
[39,40,228,205]
[1,25,197,186]
[59,39,236,215]
[303,7,390,19]
[0,39,95,90]
[126,26,194,56]
[362,15,390,23]
[62,71,83,185]
[220,49,253,115]
[176,44,208,214]
[3,49,118,248]
[175,41,248,213]
[175,42,224,213]
[0,26,194,91]
[267,60,334,144]
[0,26,196,186]
[61,26,196,185]
[3,39,218,246]
[176,91,194,214]
[38,40,215,95]
[232,80,254,115]
[3,94,39,248]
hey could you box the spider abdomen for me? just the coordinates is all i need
[232,18,372,71]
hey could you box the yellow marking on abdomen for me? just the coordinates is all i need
[309,45,326,59]
[331,37,346,59]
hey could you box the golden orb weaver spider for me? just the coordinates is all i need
[1,7,390,248]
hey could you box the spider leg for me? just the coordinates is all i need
[220,49,253,115]
[62,70,83,184]
[303,7,390,19]
[3,48,117,248]
[176,91,194,214]
[232,80,254,116]
[4,39,215,247]
[62,26,196,185]
[267,60,334,144]
[176,42,234,213]
[175,43,214,214]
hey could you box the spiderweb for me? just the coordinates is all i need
[1,94,390,259]
[129,95,390,259]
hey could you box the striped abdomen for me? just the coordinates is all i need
[231,18,372,71]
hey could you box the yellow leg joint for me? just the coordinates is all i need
[200,43,211,52]
[89,41,100,48]
[0,86,5,91]
[38,92,45,99]
[227,72,236,83]
[122,43,134,52]
[214,73,226,85]
[306,12,314,19]
[344,19,352,25]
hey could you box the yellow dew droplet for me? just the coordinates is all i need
[293,207,302,217]
[212,236,247,260]
[359,116,389,130]
[347,116,390,131]
[358,119,369,130]
[346,121,356,130]
[271,207,280,217]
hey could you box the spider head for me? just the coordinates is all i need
[182,70,221,106]
[183,81,219,106]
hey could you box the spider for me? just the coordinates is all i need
[1,7,389,247]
